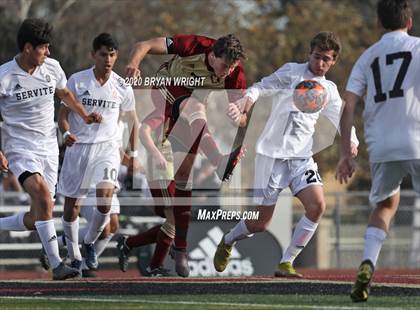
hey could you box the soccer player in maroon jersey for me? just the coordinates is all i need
[117,34,247,277]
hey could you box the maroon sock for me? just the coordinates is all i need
[190,120,221,165]
[149,229,174,269]
[126,224,161,249]
[174,188,192,249]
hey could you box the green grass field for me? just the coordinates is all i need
[1,294,420,310]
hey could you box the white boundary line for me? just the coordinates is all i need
[0,296,403,310]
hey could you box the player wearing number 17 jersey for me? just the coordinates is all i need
[336,0,420,303]
[57,33,139,275]
[214,31,359,278]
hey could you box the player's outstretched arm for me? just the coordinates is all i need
[123,110,141,174]
[125,37,167,78]
[56,87,102,124]
[58,105,77,147]
[336,91,359,184]
[139,123,167,170]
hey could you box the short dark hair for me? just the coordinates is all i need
[92,33,119,52]
[213,34,246,65]
[17,18,52,51]
[377,0,412,30]
[310,31,341,59]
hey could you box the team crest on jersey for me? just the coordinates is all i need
[118,78,127,88]
[210,74,220,84]
[45,74,51,82]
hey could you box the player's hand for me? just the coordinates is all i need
[84,112,102,124]
[125,63,141,78]
[65,134,77,147]
[153,150,167,170]
[0,151,8,172]
[350,143,358,158]
[335,156,356,184]
[226,103,242,126]
[127,158,142,176]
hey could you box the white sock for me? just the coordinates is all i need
[35,220,62,269]
[95,233,114,257]
[280,215,318,264]
[83,208,110,245]
[57,234,66,248]
[362,226,387,266]
[81,259,89,271]
[62,217,82,261]
[78,226,89,243]
[0,212,27,231]
[224,220,254,246]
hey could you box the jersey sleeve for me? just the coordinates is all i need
[121,86,136,112]
[170,34,214,56]
[346,54,367,97]
[54,61,67,90]
[245,63,292,103]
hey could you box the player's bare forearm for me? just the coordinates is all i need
[126,37,167,76]
[340,91,358,157]
[58,105,71,133]
[56,88,89,121]
[126,110,140,152]
[56,88,102,124]
[139,123,161,158]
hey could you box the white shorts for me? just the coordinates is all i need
[253,154,322,206]
[370,159,420,203]
[57,141,121,198]
[6,151,58,194]
[79,194,121,221]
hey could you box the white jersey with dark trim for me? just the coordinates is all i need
[0,57,66,155]
[65,68,135,144]
[246,62,358,159]
[346,30,420,163]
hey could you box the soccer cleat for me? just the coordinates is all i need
[169,245,190,277]
[52,262,80,280]
[350,260,374,302]
[213,236,233,272]
[82,268,97,278]
[216,145,246,182]
[70,259,82,277]
[116,235,131,272]
[144,266,172,277]
[82,242,98,271]
[39,247,50,271]
[274,262,303,278]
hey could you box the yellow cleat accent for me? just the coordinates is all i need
[213,237,233,272]
[274,262,303,278]
[350,260,374,302]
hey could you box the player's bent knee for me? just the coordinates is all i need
[306,201,326,222]
[247,219,269,233]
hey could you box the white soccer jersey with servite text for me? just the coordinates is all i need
[65,68,135,144]
[346,30,420,163]
[246,62,358,159]
[0,57,66,155]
